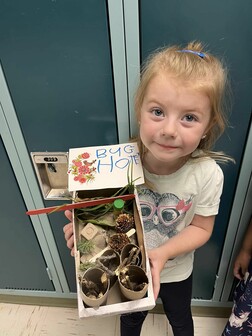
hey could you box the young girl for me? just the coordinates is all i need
[64,41,233,336]
[222,215,252,336]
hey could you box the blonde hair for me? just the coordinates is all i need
[134,41,234,163]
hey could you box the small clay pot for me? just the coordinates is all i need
[120,243,142,267]
[80,267,110,307]
[118,265,148,301]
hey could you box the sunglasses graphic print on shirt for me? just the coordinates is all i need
[139,188,193,238]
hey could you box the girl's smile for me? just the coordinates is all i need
[139,73,211,175]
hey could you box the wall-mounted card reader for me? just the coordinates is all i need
[31,152,72,200]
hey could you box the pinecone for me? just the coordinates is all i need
[115,213,135,233]
[108,233,130,253]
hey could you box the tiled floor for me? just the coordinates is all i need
[0,302,228,336]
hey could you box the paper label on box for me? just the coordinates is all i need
[68,142,144,191]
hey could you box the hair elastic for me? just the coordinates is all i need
[177,49,205,58]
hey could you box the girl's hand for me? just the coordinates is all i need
[148,248,166,301]
[233,217,252,280]
[233,249,251,280]
[63,210,75,256]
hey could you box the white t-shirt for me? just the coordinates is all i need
[137,157,224,283]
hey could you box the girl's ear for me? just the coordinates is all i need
[204,118,215,137]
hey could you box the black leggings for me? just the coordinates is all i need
[120,274,194,336]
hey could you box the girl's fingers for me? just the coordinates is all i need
[71,248,75,257]
[64,225,74,241]
[63,211,75,256]
[66,235,75,251]
[63,222,73,234]
[64,210,73,221]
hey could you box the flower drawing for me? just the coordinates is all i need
[68,152,96,184]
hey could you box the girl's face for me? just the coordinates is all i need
[139,73,211,174]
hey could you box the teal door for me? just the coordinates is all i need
[0,0,118,292]
[0,137,54,291]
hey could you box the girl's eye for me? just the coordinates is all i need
[184,114,197,122]
[152,109,164,117]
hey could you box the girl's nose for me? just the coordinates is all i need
[161,120,177,138]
